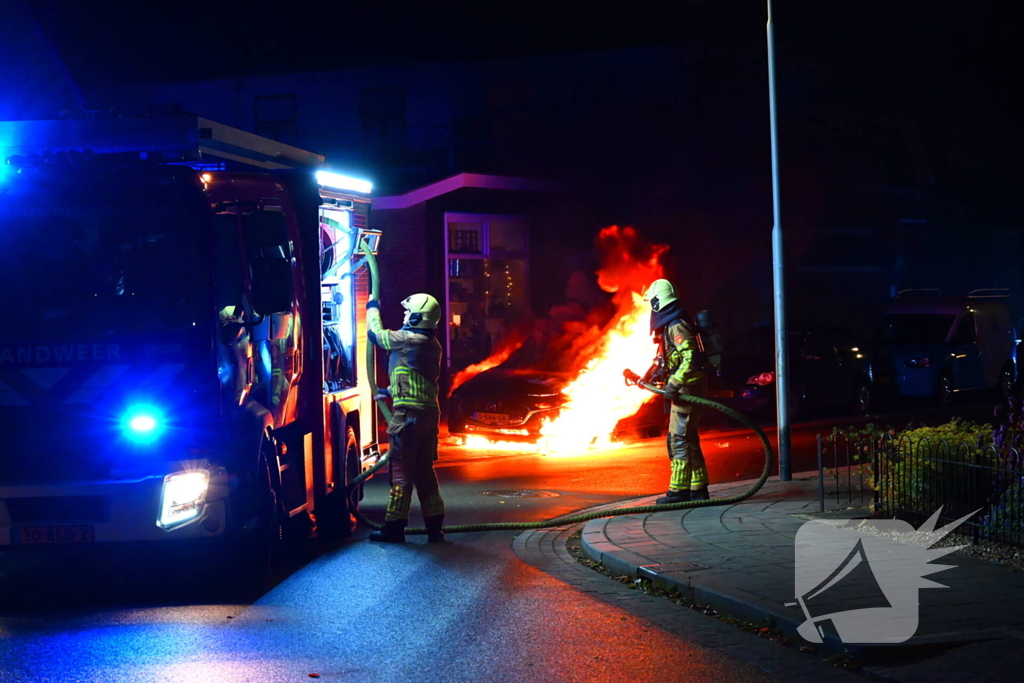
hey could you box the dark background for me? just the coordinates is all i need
[21,0,1024,339]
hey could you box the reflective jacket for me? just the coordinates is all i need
[367,308,441,411]
[662,318,706,388]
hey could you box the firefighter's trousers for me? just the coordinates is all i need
[384,408,445,522]
[666,388,708,492]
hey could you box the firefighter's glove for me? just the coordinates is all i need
[373,388,391,402]
[662,378,683,402]
[366,298,380,310]
[623,369,641,386]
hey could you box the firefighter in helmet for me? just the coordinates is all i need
[627,279,710,503]
[366,292,446,543]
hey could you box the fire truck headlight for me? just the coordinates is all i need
[121,405,166,443]
[159,471,210,527]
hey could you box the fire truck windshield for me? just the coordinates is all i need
[0,164,210,342]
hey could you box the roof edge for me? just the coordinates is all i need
[374,172,561,210]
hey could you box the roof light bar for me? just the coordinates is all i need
[316,170,372,194]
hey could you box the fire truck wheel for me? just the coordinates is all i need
[320,426,360,538]
[226,438,281,588]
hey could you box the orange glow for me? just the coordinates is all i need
[456,226,667,456]
[535,291,655,454]
[449,329,527,394]
[462,435,541,452]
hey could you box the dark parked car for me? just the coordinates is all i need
[709,327,873,420]
[868,294,1018,405]
[447,368,664,443]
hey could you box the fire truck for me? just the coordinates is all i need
[0,117,381,574]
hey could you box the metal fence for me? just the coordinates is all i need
[818,430,1024,547]
[816,431,875,511]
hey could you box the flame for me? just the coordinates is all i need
[455,226,668,456]
[536,290,656,453]
[449,329,526,394]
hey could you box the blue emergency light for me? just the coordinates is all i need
[121,405,166,444]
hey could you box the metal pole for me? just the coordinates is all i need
[767,0,791,481]
[817,433,825,512]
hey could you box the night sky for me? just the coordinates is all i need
[24,0,1023,200]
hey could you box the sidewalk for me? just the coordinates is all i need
[580,472,1024,677]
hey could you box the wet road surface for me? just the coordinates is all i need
[0,399,998,682]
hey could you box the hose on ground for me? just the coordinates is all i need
[350,239,774,534]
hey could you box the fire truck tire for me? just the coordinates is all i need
[224,437,281,589]
[319,426,360,538]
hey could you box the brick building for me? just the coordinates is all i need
[372,173,562,392]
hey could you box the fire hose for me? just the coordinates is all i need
[349,240,774,535]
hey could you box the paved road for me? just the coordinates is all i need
[0,400,999,682]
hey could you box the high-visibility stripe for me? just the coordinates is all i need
[423,491,445,517]
[690,465,709,489]
[367,310,391,350]
[669,458,689,492]
[389,365,438,408]
[385,485,412,521]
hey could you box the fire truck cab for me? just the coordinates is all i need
[0,118,380,572]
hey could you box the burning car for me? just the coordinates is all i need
[447,367,664,443]
[447,369,569,442]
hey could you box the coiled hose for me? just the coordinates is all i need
[350,239,774,534]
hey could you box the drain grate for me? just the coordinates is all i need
[480,490,559,498]
[642,561,710,574]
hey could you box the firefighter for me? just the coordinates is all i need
[628,279,710,504]
[366,292,446,543]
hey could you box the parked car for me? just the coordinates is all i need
[708,326,873,419]
[869,292,1018,405]
[447,368,664,443]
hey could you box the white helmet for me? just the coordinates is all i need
[401,293,441,329]
[644,279,678,312]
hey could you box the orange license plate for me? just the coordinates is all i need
[13,526,95,545]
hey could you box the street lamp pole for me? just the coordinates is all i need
[767,0,792,481]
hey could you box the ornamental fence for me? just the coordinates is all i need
[817,430,1024,547]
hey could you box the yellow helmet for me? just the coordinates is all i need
[644,279,678,312]
[401,293,441,329]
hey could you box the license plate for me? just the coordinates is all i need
[474,412,509,424]
[13,526,95,545]
[711,390,734,398]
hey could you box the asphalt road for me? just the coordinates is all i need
[0,398,1001,682]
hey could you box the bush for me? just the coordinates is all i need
[827,406,1024,545]
[879,419,995,523]
[898,418,993,451]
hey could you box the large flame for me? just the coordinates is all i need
[458,226,668,455]
[535,290,655,452]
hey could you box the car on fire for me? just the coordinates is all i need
[446,368,664,442]
[447,325,874,441]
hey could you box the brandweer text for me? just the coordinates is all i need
[0,345,121,364]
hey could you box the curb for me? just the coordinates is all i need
[578,483,1005,665]
[579,521,848,658]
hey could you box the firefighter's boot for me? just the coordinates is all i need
[656,489,691,505]
[690,486,710,501]
[425,515,446,543]
[368,519,407,544]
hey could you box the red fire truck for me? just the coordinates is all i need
[0,117,380,574]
